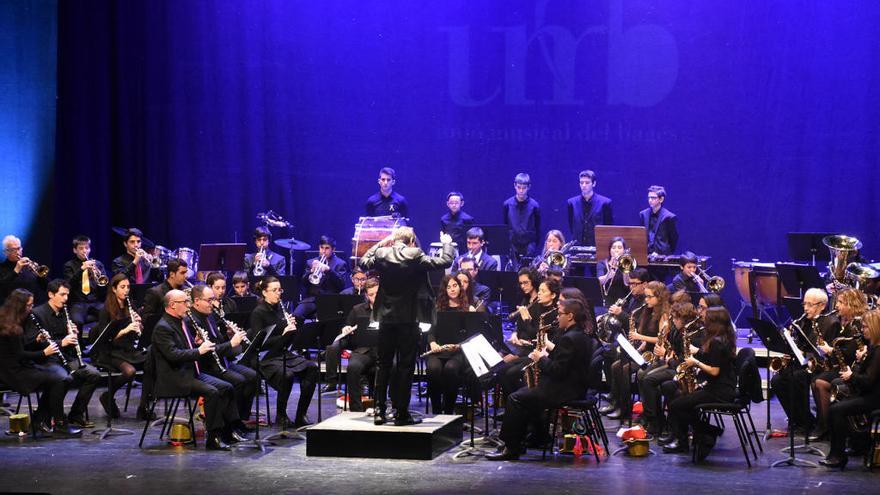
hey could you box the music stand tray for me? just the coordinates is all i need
[786,232,836,265]
[199,243,247,273]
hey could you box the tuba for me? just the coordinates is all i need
[845,262,879,291]
[823,234,862,283]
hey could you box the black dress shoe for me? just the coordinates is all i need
[206,434,231,451]
[374,409,387,426]
[598,404,616,415]
[808,428,828,442]
[235,421,255,433]
[394,415,423,426]
[320,383,338,394]
[99,392,121,419]
[136,407,157,421]
[657,433,675,445]
[276,414,293,427]
[486,447,521,461]
[819,456,848,469]
[54,422,83,438]
[293,415,313,429]
[662,440,688,453]
[68,417,95,428]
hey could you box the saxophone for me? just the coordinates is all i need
[647,315,670,364]
[187,310,226,373]
[674,318,702,395]
[523,308,557,388]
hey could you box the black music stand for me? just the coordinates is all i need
[476,270,520,311]
[234,325,276,452]
[748,318,789,441]
[610,333,653,456]
[562,276,604,309]
[230,296,258,313]
[452,333,508,460]
[338,318,378,412]
[198,243,247,274]
[775,263,823,321]
[290,319,325,424]
[474,224,511,267]
[263,320,306,442]
[787,232,835,266]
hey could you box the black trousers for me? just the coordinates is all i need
[346,352,377,412]
[828,395,880,458]
[261,357,318,420]
[45,361,102,420]
[668,386,735,445]
[375,322,419,413]
[637,363,675,424]
[18,365,71,424]
[499,385,559,451]
[426,353,466,414]
[324,340,343,384]
[499,357,530,398]
[191,373,238,432]
[770,365,814,430]
[610,358,635,418]
[207,362,259,421]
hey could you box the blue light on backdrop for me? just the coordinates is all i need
[40,0,880,306]
[0,0,57,254]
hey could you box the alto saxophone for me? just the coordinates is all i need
[523,308,558,388]
[674,318,701,395]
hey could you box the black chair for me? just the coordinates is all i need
[544,342,609,462]
[866,409,880,470]
[92,362,135,440]
[0,383,38,439]
[137,350,199,448]
[694,347,764,467]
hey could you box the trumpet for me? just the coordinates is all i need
[695,267,725,293]
[136,249,160,269]
[62,304,84,368]
[308,255,327,285]
[252,247,268,277]
[83,257,109,286]
[23,258,50,278]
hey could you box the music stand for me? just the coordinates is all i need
[775,263,823,321]
[315,294,364,322]
[234,326,276,452]
[562,276,604,309]
[452,333,507,460]
[476,270,521,310]
[198,243,247,274]
[787,232,835,266]
[230,296,258,313]
[262,322,307,442]
[289,320,325,424]
[748,318,788,441]
[610,334,653,456]
[474,224,512,266]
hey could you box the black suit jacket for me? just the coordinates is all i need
[151,313,202,397]
[536,327,596,402]
[302,254,349,296]
[359,241,454,324]
[244,249,287,277]
[141,281,173,345]
[111,253,152,284]
[638,207,678,255]
[452,251,499,273]
[63,258,107,304]
[567,193,613,246]
[187,312,238,373]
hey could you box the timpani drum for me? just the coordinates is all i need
[351,216,407,259]
[732,261,788,306]
[174,247,199,279]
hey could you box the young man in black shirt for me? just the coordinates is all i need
[502,173,541,268]
[63,235,107,327]
[111,228,153,284]
[440,191,474,252]
[365,167,409,218]
[566,169,613,247]
[638,185,679,256]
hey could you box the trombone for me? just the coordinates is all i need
[695,267,725,293]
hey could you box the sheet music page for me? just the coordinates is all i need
[782,330,807,366]
[616,334,646,367]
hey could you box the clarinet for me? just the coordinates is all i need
[29,313,70,371]
[126,295,143,349]
[187,310,226,373]
[62,304,85,368]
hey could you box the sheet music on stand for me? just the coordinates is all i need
[460,333,504,378]
[781,330,808,366]
[616,334,647,368]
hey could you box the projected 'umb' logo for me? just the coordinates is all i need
[443,0,678,107]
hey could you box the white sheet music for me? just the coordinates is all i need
[616,334,646,367]
[418,322,431,333]
[782,330,807,366]
[460,333,503,378]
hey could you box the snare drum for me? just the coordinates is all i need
[732,261,788,306]
[174,247,198,279]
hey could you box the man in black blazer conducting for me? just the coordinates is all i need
[488,299,599,460]
[639,185,679,256]
[359,227,454,425]
[567,169,613,247]
[151,289,243,450]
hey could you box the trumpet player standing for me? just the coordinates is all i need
[243,226,286,277]
[0,234,49,304]
[63,235,106,327]
[111,228,153,284]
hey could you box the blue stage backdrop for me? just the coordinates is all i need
[53,0,879,303]
[0,0,57,260]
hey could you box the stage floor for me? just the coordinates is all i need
[0,380,877,495]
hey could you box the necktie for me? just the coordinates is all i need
[81,266,91,295]
[135,261,144,284]
[180,319,200,376]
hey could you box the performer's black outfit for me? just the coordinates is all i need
[502,195,541,263]
[499,302,559,397]
[248,300,318,426]
[63,257,106,326]
[440,210,474,252]
[140,280,175,345]
[567,193,613,247]
[607,307,659,420]
[770,313,840,433]
[243,249,287,277]
[670,272,703,294]
[25,303,102,426]
[151,312,240,448]
[111,253,152,285]
[323,301,378,412]
[93,304,150,417]
[187,310,259,423]
[597,259,628,307]
[452,249,499,273]
[639,206,679,255]
[0,260,48,305]
[365,191,409,218]
[488,325,598,459]
[359,238,454,424]
[825,344,880,465]
[293,253,350,319]
[426,307,471,415]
